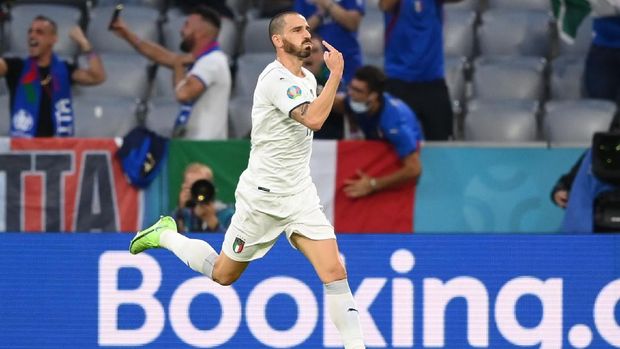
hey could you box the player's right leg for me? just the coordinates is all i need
[129,216,248,284]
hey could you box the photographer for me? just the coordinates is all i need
[561,132,620,233]
[173,179,231,233]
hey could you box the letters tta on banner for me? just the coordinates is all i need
[0,138,141,232]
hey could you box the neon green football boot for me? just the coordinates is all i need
[129,216,177,254]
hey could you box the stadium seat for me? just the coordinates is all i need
[232,52,273,99]
[228,96,252,138]
[550,55,585,100]
[7,3,82,56]
[464,99,539,142]
[0,77,7,96]
[73,95,139,137]
[544,99,616,144]
[226,0,251,18]
[472,56,546,100]
[558,15,593,56]
[0,94,10,136]
[444,9,476,58]
[95,0,167,12]
[73,53,152,99]
[486,0,550,10]
[359,9,384,64]
[145,99,179,138]
[444,56,467,112]
[88,5,160,53]
[478,9,552,57]
[444,0,478,11]
[241,18,272,54]
[151,65,176,102]
[163,10,239,60]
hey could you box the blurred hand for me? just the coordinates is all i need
[343,169,374,198]
[109,18,131,40]
[322,40,343,78]
[554,189,569,208]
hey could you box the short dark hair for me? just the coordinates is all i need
[353,65,387,94]
[269,11,299,38]
[33,15,58,34]
[188,5,221,29]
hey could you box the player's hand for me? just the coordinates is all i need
[554,189,569,208]
[69,26,91,51]
[322,40,344,78]
[343,169,374,198]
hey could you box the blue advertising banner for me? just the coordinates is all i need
[415,146,585,233]
[0,234,618,348]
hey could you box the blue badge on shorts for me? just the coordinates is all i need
[287,85,302,99]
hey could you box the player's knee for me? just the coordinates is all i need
[212,271,240,286]
[319,263,347,284]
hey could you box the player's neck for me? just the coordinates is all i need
[276,53,305,78]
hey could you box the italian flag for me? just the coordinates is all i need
[167,139,416,233]
[310,140,416,233]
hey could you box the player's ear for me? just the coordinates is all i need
[271,34,282,48]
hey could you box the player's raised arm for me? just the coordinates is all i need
[290,40,343,131]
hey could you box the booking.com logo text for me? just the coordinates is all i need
[97,250,620,348]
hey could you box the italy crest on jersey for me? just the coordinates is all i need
[287,85,302,99]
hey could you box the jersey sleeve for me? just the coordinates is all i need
[188,55,219,89]
[266,72,314,117]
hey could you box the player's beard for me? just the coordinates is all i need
[283,38,312,59]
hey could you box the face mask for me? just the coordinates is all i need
[349,99,369,113]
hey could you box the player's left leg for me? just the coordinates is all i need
[291,234,366,349]
[129,216,249,285]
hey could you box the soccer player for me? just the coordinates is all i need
[129,11,366,349]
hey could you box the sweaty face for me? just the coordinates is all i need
[27,20,57,58]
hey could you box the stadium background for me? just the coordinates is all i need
[0,0,619,348]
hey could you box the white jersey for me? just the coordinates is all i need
[186,50,231,140]
[238,60,318,195]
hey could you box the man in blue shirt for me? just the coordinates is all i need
[334,65,423,198]
[379,0,461,140]
[295,0,364,83]
[585,16,620,104]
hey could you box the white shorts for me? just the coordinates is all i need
[221,182,335,262]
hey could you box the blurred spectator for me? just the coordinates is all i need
[553,0,620,104]
[0,16,105,137]
[173,162,234,233]
[295,0,364,83]
[584,16,620,103]
[334,65,423,198]
[111,5,231,139]
[304,33,346,139]
[379,0,460,141]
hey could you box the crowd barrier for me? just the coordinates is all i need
[0,137,585,232]
[0,233,618,348]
